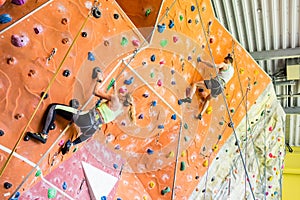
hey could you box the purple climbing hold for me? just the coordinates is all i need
[124,77,134,85]
[188,56,192,60]
[168,20,174,29]
[0,14,12,24]
[138,114,144,119]
[147,148,154,155]
[88,52,95,61]
[11,34,29,47]
[171,80,176,85]
[114,144,121,150]
[33,25,43,34]
[143,93,149,98]
[171,69,175,74]
[157,23,166,33]
[12,0,26,5]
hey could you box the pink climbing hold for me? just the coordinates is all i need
[12,0,26,5]
[157,79,162,87]
[132,39,140,47]
[173,36,178,43]
[119,87,127,94]
[11,34,29,47]
[269,126,273,131]
[59,140,65,146]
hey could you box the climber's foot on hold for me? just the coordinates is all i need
[27,132,47,144]
[179,97,192,104]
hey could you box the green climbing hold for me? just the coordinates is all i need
[150,72,155,78]
[73,146,78,152]
[35,170,41,177]
[218,135,222,140]
[184,123,188,129]
[121,37,128,46]
[145,9,151,17]
[161,186,171,195]
[48,188,57,199]
[184,136,190,142]
[160,39,168,47]
[219,121,224,125]
[180,161,186,171]
[179,15,183,21]
[230,108,235,113]
[260,110,265,116]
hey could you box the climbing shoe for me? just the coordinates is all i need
[197,114,202,120]
[180,97,192,103]
[27,132,47,144]
[61,140,72,155]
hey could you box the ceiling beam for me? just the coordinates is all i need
[284,107,300,114]
[250,47,300,60]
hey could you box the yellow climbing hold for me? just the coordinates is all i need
[203,160,208,167]
[267,176,273,181]
[212,144,218,151]
[143,196,147,200]
[181,151,186,157]
[168,151,174,158]
[254,69,259,75]
[239,68,245,74]
[206,106,212,114]
[149,181,155,188]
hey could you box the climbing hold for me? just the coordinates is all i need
[115,144,120,150]
[150,72,155,78]
[62,182,67,190]
[61,18,68,25]
[197,56,201,62]
[151,101,157,106]
[230,108,235,113]
[113,13,119,19]
[202,160,208,167]
[191,5,195,11]
[116,198,122,200]
[23,132,31,141]
[88,52,95,61]
[168,20,174,29]
[184,123,188,129]
[173,36,178,43]
[101,196,107,200]
[161,187,171,195]
[157,79,162,86]
[160,39,168,47]
[239,68,245,74]
[113,163,118,169]
[0,130,4,136]
[158,124,164,129]
[171,80,176,85]
[0,14,12,24]
[40,92,48,100]
[178,99,183,105]
[14,113,23,120]
[147,148,154,155]
[104,40,110,46]
[211,176,215,182]
[157,23,166,33]
[212,144,218,151]
[7,57,16,65]
[188,19,192,23]
[150,54,156,62]
[4,182,12,189]
[180,161,186,171]
[48,188,57,199]
[132,39,140,47]
[218,135,222,140]
[179,15,184,21]
[81,32,88,37]
[119,87,127,94]
[228,122,234,128]
[12,0,26,5]
[145,8,151,17]
[168,151,174,158]
[267,176,273,181]
[184,136,190,142]
[159,60,166,65]
[195,175,199,179]
[69,99,80,109]
[181,151,186,157]
[219,121,224,126]
[92,7,101,18]
[188,56,192,61]
[124,77,134,85]
[143,93,149,98]
[142,61,147,66]
[33,25,43,34]
[209,37,214,43]
[149,181,155,188]
[58,140,64,146]
[170,69,175,74]
[269,126,273,131]
[138,114,144,119]
[62,38,69,44]
[206,106,212,114]
[171,114,176,120]
[121,37,128,46]
[63,69,71,77]
[11,34,29,47]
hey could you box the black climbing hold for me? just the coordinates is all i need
[202,189,206,193]
[40,92,48,99]
[24,133,30,141]
[50,123,56,130]
[113,13,119,19]
[63,69,71,77]
[228,121,234,128]
[235,140,238,146]
[195,176,199,179]
[4,182,12,189]
[81,32,87,37]
[211,177,215,182]
[138,114,144,119]
[92,7,101,18]
[69,99,80,109]
[0,129,4,136]
[188,19,192,23]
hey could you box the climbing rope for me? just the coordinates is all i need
[194,0,256,199]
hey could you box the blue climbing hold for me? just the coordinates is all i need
[10,191,20,200]
[197,56,201,62]
[0,14,12,24]
[117,198,122,200]
[115,144,120,150]
[147,148,154,155]
[171,69,175,75]
[62,182,67,190]
[124,77,134,85]
[101,196,107,200]
[158,124,164,129]
[88,52,95,61]
[178,99,183,105]
[171,80,176,85]
[113,163,118,169]
[151,100,157,107]
[191,5,195,11]
[157,23,166,33]
[150,54,156,62]
[171,114,176,120]
[168,20,174,29]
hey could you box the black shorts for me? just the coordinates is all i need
[204,77,225,98]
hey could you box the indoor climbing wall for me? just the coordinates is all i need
[0,0,285,200]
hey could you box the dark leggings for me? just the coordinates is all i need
[42,104,103,145]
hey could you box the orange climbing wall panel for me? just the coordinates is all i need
[0,0,272,199]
